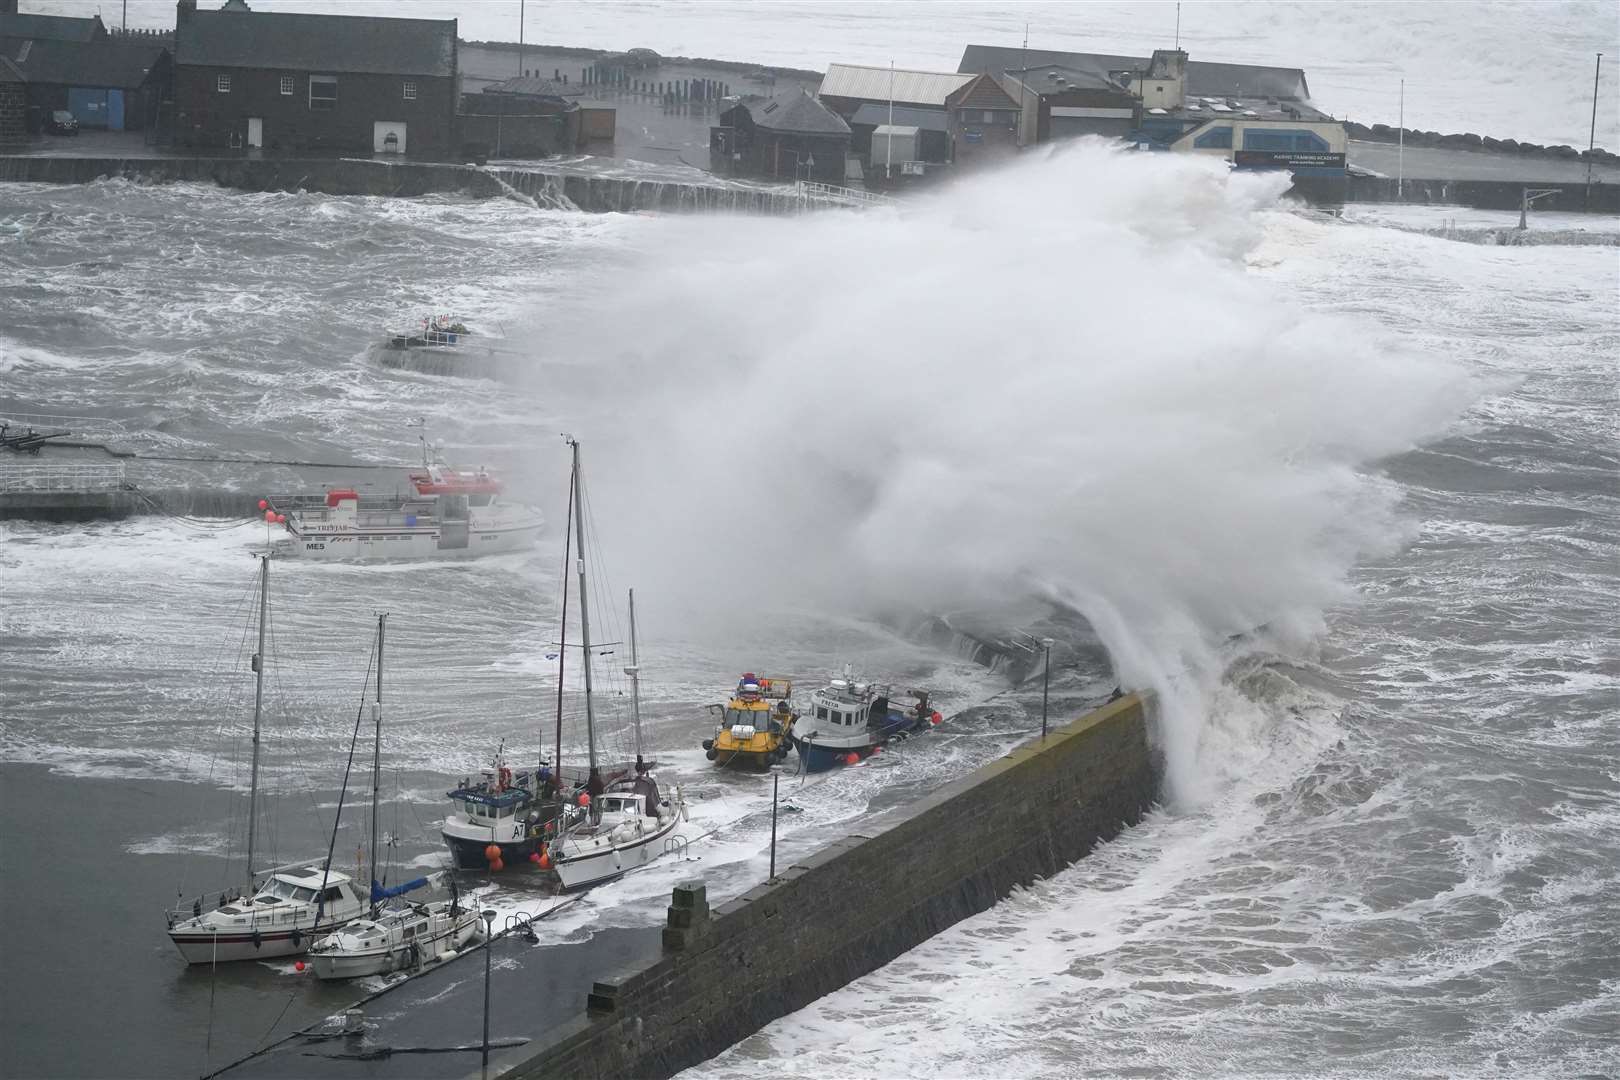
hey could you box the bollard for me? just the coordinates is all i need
[342,1008,365,1037]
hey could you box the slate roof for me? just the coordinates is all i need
[742,88,850,135]
[0,12,106,44]
[959,44,1311,102]
[946,72,1021,111]
[819,62,972,108]
[174,8,456,77]
[0,35,167,88]
[850,102,948,132]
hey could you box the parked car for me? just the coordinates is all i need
[46,110,79,135]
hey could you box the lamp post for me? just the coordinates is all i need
[1040,638,1053,740]
[480,908,498,1078]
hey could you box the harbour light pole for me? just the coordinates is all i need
[480,908,498,1078]
[1397,78,1404,200]
[886,60,895,180]
[1586,53,1603,209]
[1040,638,1053,740]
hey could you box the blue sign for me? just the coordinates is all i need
[964,129,983,143]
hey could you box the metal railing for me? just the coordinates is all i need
[0,462,126,493]
[794,180,891,206]
[0,412,128,433]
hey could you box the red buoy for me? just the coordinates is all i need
[257,499,268,511]
[844,752,859,766]
[578,792,591,808]
[484,843,501,862]
[490,857,504,872]
[294,961,305,972]
[871,745,882,756]
[263,510,275,522]
[528,852,541,864]
[275,513,286,524]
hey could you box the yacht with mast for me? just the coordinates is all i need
[539,438,687,890]
[307,615,484,979]
[164,556,368,963]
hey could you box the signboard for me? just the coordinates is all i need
[963,128,983,143]
[1233,150,1346,172]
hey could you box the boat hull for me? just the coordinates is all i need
[443,832,541,871]
[710,747,786,771]
[168,923,346,965]
[310,918,482,980]
[279,520,542,561]
[552,815,684,891]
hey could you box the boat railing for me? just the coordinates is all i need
[661,835,690,860]
[165,859,332,925]
[0,461,127,493]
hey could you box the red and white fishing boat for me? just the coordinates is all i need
[266,462,543,561]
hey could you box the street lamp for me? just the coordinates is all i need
[1040,638,1053,740]
[480,908,498,1078]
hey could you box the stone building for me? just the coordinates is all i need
[0,54,25,145]
[943,73,1020,166]
[710,88,850,185]
[170,0,458,157]
[0,35,171,132]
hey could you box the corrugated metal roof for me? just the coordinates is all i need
[819,63,972,108]
[850,103,948,132]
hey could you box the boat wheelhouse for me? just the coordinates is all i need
[268,463,542,561]
[790,671,937,772]
[166,865,367,964]
[702,673,796,770]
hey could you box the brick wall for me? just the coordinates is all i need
[500,693,1162,1079]
[0,80,25,145]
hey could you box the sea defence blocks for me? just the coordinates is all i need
[500,693,1161,1080]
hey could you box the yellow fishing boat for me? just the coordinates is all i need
[702,673,796,770]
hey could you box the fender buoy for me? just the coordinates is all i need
[290,928,302,948]
[251,929,263,950]
[705,748,718,761]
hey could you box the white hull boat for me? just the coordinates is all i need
[550,775,689,890]
[308,896,483,979]
[167,864,367,964]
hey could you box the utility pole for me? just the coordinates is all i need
[769,774,779,879]
[1018,22,1029,149]
[1040,639,1052,740]
[1586,53,1603,209]
[1397,77,1404,200]
[1175,2,1180,50]
[480,909,497,1078]
[886,60,895,180]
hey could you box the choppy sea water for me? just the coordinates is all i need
[3,151,1617,1079]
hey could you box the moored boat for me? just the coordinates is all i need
[548,769,687,891]
[307,889,483,980]
[702,674,796,769]
[789,669,938,772]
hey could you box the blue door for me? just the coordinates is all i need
[67,87,108,128]
[107,89,125,131]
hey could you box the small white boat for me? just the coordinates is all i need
[307,890,483,980]
[268,462,542,561]
[549,772,688,891]
[167,864,368,964]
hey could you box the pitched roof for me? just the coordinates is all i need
[959,44,1311,102]
[742,88,850,135]
[482,75,581,99]
[946,72,1020,111]
[818,62,973,108]
[0,35,167,88]
[850,102,948,132]
[174,8,456,77]
[0,12,105,44]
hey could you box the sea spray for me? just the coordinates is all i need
[531,142,1478,805]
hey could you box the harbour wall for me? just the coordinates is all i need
[0,155,826,214]
[496,692,1160,1080]
[1296,173,1619,213]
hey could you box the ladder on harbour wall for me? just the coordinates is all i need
[794,179,890,207]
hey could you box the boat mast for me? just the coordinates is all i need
[368,612,385,914]
[626,588,644,769]
[566,437,600,790]
[244,554,269,895]
[551,456,575,784]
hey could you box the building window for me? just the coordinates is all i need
[1193,125,1233,149]
[1243,127,1331,152]
[981,110,995,123]
[216,74,231,93]
[403,80,417,101]
[280,75,294,96]
[309,75,337,111]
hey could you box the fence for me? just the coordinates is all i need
[0,462,126,493]
[794,179,890,207]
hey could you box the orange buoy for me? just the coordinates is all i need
[490,857,504,872]
[484,843,501,862]
[538,852,551,870]
[578,792,591,808]
[844,752,859,766]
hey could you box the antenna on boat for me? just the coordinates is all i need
[625,588,645,772]
[563,435,601,795]
[368,612,386,916]
[244,554,269,896]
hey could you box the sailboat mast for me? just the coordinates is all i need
[567,438,600,786]
[368,613,385,913]
[244,554,269,894]
[627,588,644,765]
[551,459,575,784]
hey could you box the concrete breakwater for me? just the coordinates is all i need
[497,693,1160,1080]
[0,155,833,215]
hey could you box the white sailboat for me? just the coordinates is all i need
[543,438,688,891]
[307,613,484,979]
[164,556,367,964]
